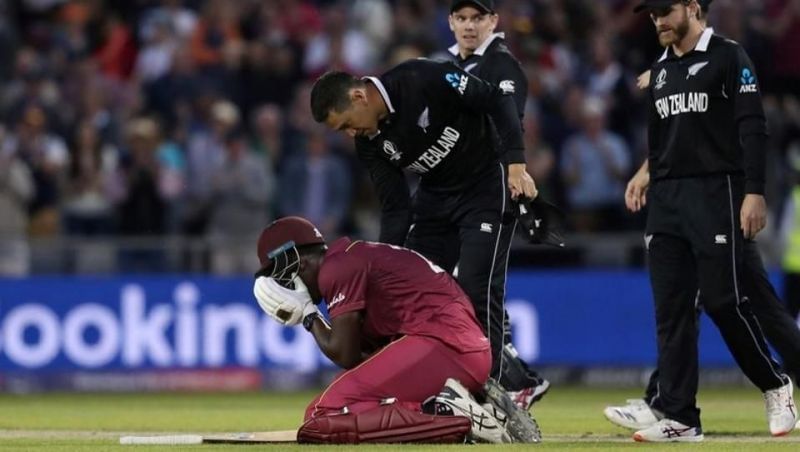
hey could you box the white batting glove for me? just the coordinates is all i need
[294,276,320,320]
[253,276,312,326]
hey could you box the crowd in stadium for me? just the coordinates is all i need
[0,0,798,274]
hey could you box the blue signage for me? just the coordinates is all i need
[0,272,791,372]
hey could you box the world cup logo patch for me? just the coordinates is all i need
[383,140,402,161]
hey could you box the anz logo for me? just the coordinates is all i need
[739,67,758,93]
[445,72,469,95]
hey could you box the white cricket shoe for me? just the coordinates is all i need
[435,378,512,444]
[633,418,704,442]
[764,378,798,436]
[603,399,660,430]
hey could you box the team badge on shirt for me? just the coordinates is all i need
[654,68,667,90]
[383,140,402,161]
[686,61,708,79]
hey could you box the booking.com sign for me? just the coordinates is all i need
[0,277,540,372]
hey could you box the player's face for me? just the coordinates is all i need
[650,3,691,47]
[449,6,498,55]
[324,90,379,138]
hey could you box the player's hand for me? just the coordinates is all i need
[625,165,650,212]
[508,163,538,200]
[637,70,651,90]
[253,276,313,326]
[740,194,767,239]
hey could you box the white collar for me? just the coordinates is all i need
[658,27,714,62]
[362,76,395,113]
[448,32,505,58]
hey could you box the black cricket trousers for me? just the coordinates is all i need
[405,161,519,381]
[646,174,786,428]
[644,239,800,407]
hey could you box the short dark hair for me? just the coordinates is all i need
[310,71,364,123]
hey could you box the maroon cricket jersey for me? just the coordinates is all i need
[318,238,490,354]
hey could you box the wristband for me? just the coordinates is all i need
[303,312,319,332]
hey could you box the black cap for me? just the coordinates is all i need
[633,0,680,13]
[450,0,495,14]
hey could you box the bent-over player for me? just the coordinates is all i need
[252,216,540,444]
[309,58,538,408]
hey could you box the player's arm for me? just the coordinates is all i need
[313,258,372,369]
[482,54,538,200]
[355,138,411,245]
[626,72,658,212]
[426,61,526,166]
[424,60,535,199]
[483,52,529,121]
[306,311,363,369]
[727,44,768,238]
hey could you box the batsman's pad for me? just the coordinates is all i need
[515,197,566,248]
[297,403,470,444]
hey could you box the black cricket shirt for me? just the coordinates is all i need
[355,58,525,245]
[647,27,768,194]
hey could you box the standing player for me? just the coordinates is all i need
[309,58,539,411]
[623,0,796,442]
[605,0,800,432]
[446,0,549,409]
[252,216,540,444]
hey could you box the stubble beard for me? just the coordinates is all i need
[658,10,690,48]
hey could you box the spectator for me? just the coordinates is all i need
[207,129,274,274]
[250,103,286,167]
[182,98,237,235]
[303,2,378,77]
[92,13,136,81]
[139,0,197,42]
[144,46,200,130]
[133,12,178,83]
[0,125,35,275]
[4,105,69,237]
[189,0,243,71]
[584,32,638,147]
[523,109,556,201]
[560,97,630,231]
[240,39,299,113]
[277,125,351,239]
[114,117,167,271]
[62,120,116,236]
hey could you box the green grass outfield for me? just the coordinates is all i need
[1,385,798,450]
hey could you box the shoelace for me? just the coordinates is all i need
[765,388,791,416]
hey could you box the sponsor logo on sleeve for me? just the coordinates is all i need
[445,72,469,95]
[499,80,515,94]
[739,68,757,93]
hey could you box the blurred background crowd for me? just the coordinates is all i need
[0,0,797,275]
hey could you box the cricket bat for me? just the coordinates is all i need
[119,430,297,444]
